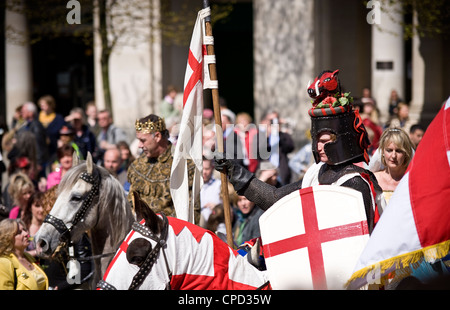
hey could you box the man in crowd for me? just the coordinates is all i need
[103,147,127,187]
[409,124,425,149]
[96,109,128,164]
[65,107,97,160]
[199,157,222,227]
[16,102,49,176]
[259,110,294,185]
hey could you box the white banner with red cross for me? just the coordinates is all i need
[259,185,369,290]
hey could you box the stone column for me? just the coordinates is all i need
[5,0,33,124]
[93,1,103,110]
[410,9,424,124]
[370,1,404,125]
[93,0,162,138]
[253,0,315,144]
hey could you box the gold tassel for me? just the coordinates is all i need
[346,240,450,288]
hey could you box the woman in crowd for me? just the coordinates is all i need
[374,128,414,204]
[233,195,264,247]
[389,102,414,133]
[38,95,66,159]
[0,219,49,290]
[46,144,74,190]
[116,140,135,170]
[21,192,46,257]
[8,172,35,220]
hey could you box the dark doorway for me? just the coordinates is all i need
[30,37,94,117]
[212,1,254,118]
[26,0,94,117]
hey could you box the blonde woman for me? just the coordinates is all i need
[8,172,35,219]
[0,219,49,290]
[374,128,414,204]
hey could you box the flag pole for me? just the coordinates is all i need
[202,0,234,248]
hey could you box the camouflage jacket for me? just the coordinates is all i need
[127,145,200,224]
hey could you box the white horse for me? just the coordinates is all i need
[98,192,270,290]
[35,154,135,288]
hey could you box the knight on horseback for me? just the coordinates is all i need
[215,69,384,234]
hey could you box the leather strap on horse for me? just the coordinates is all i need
[128,214,170,290]
[71,169,101,228]
[97,279,117,290]
[43,167,101,245]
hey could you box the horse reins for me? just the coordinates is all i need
[97,214,172,290]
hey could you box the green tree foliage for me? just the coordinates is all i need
[370,0,450,39]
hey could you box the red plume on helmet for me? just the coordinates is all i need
[307,69,340,106]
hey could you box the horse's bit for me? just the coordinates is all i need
[44,168,101,249]
[97,214,172,290]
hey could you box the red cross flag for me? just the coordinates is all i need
[259,185,370,289]
[170,7,215,223]
[347,97,450,289]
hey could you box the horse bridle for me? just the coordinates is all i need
[97,214,172,290]
[44,167,101,248]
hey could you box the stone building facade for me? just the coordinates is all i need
[2,0,449,147]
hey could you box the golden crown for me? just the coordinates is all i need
[135,117,166,134]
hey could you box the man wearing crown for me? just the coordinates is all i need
[127,114,200,223]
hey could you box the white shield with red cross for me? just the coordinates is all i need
[259,185,369,290]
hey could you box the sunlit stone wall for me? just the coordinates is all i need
[253,0,315,143]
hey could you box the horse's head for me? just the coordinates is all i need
[35,153,103,257]
[98,192,171,290]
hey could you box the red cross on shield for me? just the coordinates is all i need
[260,185,370,290]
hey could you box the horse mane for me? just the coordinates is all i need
[58,162,134,248]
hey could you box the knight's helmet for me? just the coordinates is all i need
[307,70,370,165]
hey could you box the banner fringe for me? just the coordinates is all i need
[346,239,450,289]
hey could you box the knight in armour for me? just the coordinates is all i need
[215,70,384,233]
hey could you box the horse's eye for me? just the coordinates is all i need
[324,78,331,82]
[70,194,83,203]
[127,239,152,266]
[129,256,145,266]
